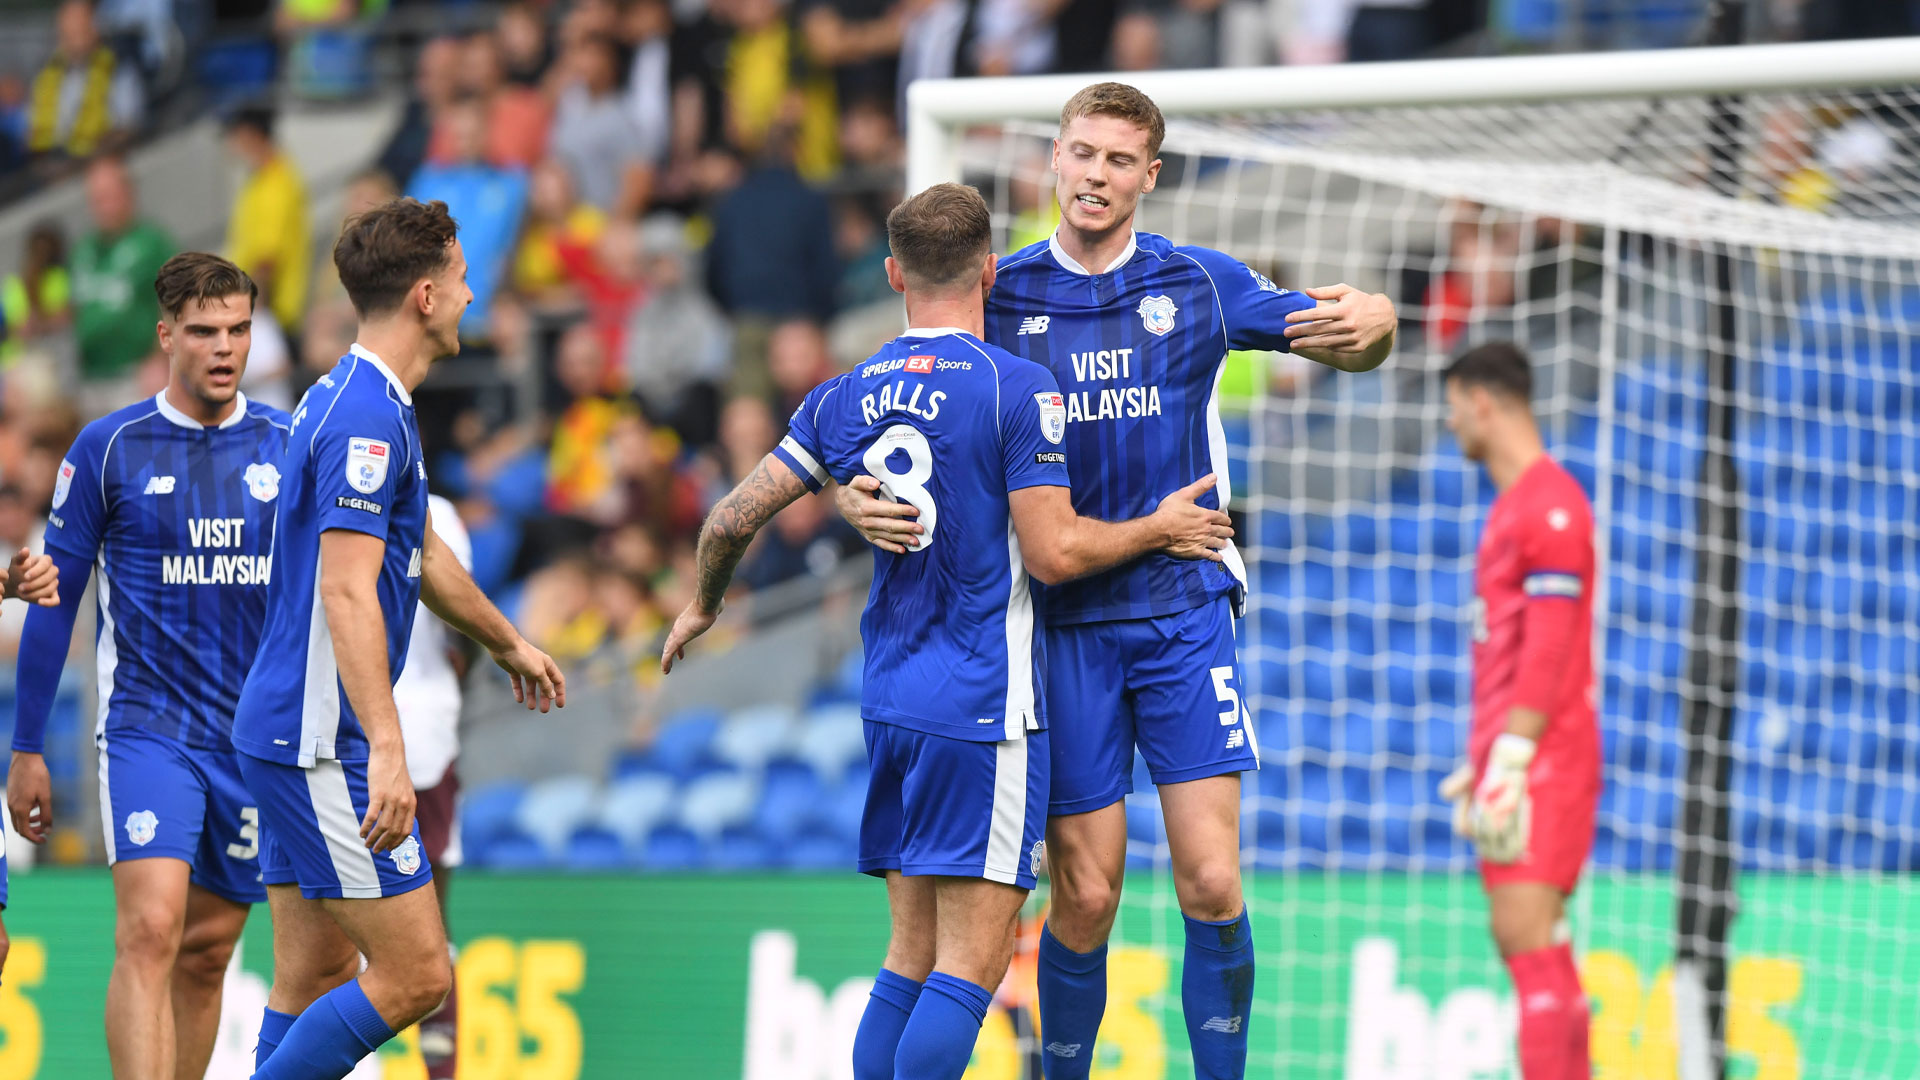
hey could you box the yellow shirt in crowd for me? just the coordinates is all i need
[227,153,311,330]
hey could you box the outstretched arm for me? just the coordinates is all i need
[661,455,811,672]
[422,523,564,713]
[1284,284,1397,373]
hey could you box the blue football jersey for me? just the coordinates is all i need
[984,231,1317,625]
[773,328,1069,742]
[42,392,290,750]
[232,346,430,766]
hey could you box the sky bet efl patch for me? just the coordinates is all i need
[346,438,390,494]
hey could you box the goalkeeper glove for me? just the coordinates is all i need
[1470,734,1536,864]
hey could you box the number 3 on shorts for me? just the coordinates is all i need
[228,806,260,860]
[1211,666,1240,726]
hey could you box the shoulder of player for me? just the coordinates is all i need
[996,237,1054,277]
[245,401,295,434]
[73,398,164,458]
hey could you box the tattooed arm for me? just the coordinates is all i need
[661,455,812,673]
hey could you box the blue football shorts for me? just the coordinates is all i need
[859,721,1049,890]
[239,753,432,901]
[97,726,266,903]
[1043,596,1258,816]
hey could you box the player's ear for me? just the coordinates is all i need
[413,275,435,319]
[1142,157,1161,195]
[980,251,997,294]
[884,256,906,296]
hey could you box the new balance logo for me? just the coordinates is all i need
[1017,316,1050,335]
[1044,1042,1082,1058]
[1226,729,1246,751]
[1201,1016,1243,1034]
[144,476,176,495]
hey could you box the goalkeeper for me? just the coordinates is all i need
[1439,342,1600,1080]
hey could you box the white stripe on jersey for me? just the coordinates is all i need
[983,736,1029,885]
[298,551,341,766]
[95,738,116,863]
[306,759,382,896]
[1001,520,1035,739]
[1524,572,1584,598]
[1205,356,1250,600]
[93,559,119,741]
[778,435,829,486]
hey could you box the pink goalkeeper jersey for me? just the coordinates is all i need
[1467,456,1601,781]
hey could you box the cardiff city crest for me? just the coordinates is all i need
[392,835,422,876]
[1137,294,1177,336]
[125,810,159,847]
[244,462,281,503]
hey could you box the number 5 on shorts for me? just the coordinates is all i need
[1211,666,1240,726]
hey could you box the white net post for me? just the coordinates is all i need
[913,40,1920,1080]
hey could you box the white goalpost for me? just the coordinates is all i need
[908,38,1920,1080]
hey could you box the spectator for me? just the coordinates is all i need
[1112,0,1217,70]
[833,194,892,310]
[798,0,906,114]
[376,36,462,189]
[511,158,607,307]
[550,34,654,217]
[0,484,47,657]
[718,0,840,178]
[624,214,729,441]
[766,317,834,417]
[0,75,27,173]
[973,0,1060,74]
[223,105,311,336]
[70,155,172,410]
[2,222,74,365]
[429,32,551,171]
[714,393,777,487]
[546,324,629,520]
[277,0,383,98]
[498,1,554,87]
[621,0,674,176]
[705,134,837,325]
[408,97,531,341]
[302,167,396,377]
[608,411,704,545]
[23,0,145,162]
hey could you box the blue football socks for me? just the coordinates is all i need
[893,971,992,1080]
[1036,924,1107,1079]
[255,1007,297,1069]
[251,978,395,1080]
[1181,908,1255,1080]
[853,968,923,1080]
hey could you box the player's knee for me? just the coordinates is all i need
[1175,860,1243,922]
[409,953,454,1020]
[176,933,236,989]
[115,904,185,965]
[1051,870,1121,936]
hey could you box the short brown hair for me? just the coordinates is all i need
[154,252,256,320]
[885,183,992,290]
[1059,81,1165,160]
[333,197,460,317]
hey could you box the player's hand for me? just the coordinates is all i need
[660,602,719,674]
[362,739,417,853]
[7,751,53,844]
[1438,762,1475,838]
[2,549,58,606]
[491,637,565,713]
[1283,284,1397,361]
[835,474,923,555]
[1153,474,1233,561]
[1470,734,1536,863]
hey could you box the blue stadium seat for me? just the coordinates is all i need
[1124,799,1162,846]
[514,776,600,857]
[712,705,800,772]
[645,709,724,777]
[640,824,705,870]
[792,705,867,783]
[595,773,678,849]
[783,830,855,871]
[677,771,760,839]
[564,827,632,871]
[476,833,552,870]
[754,762,828,842]
[461,781,528,854]
[709,828,777,871]
[809,778,869,842]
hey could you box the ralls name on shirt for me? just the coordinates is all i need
[861,381,947,425]
[162,516,269,584]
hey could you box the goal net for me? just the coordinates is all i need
[911,39,1920,1080]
